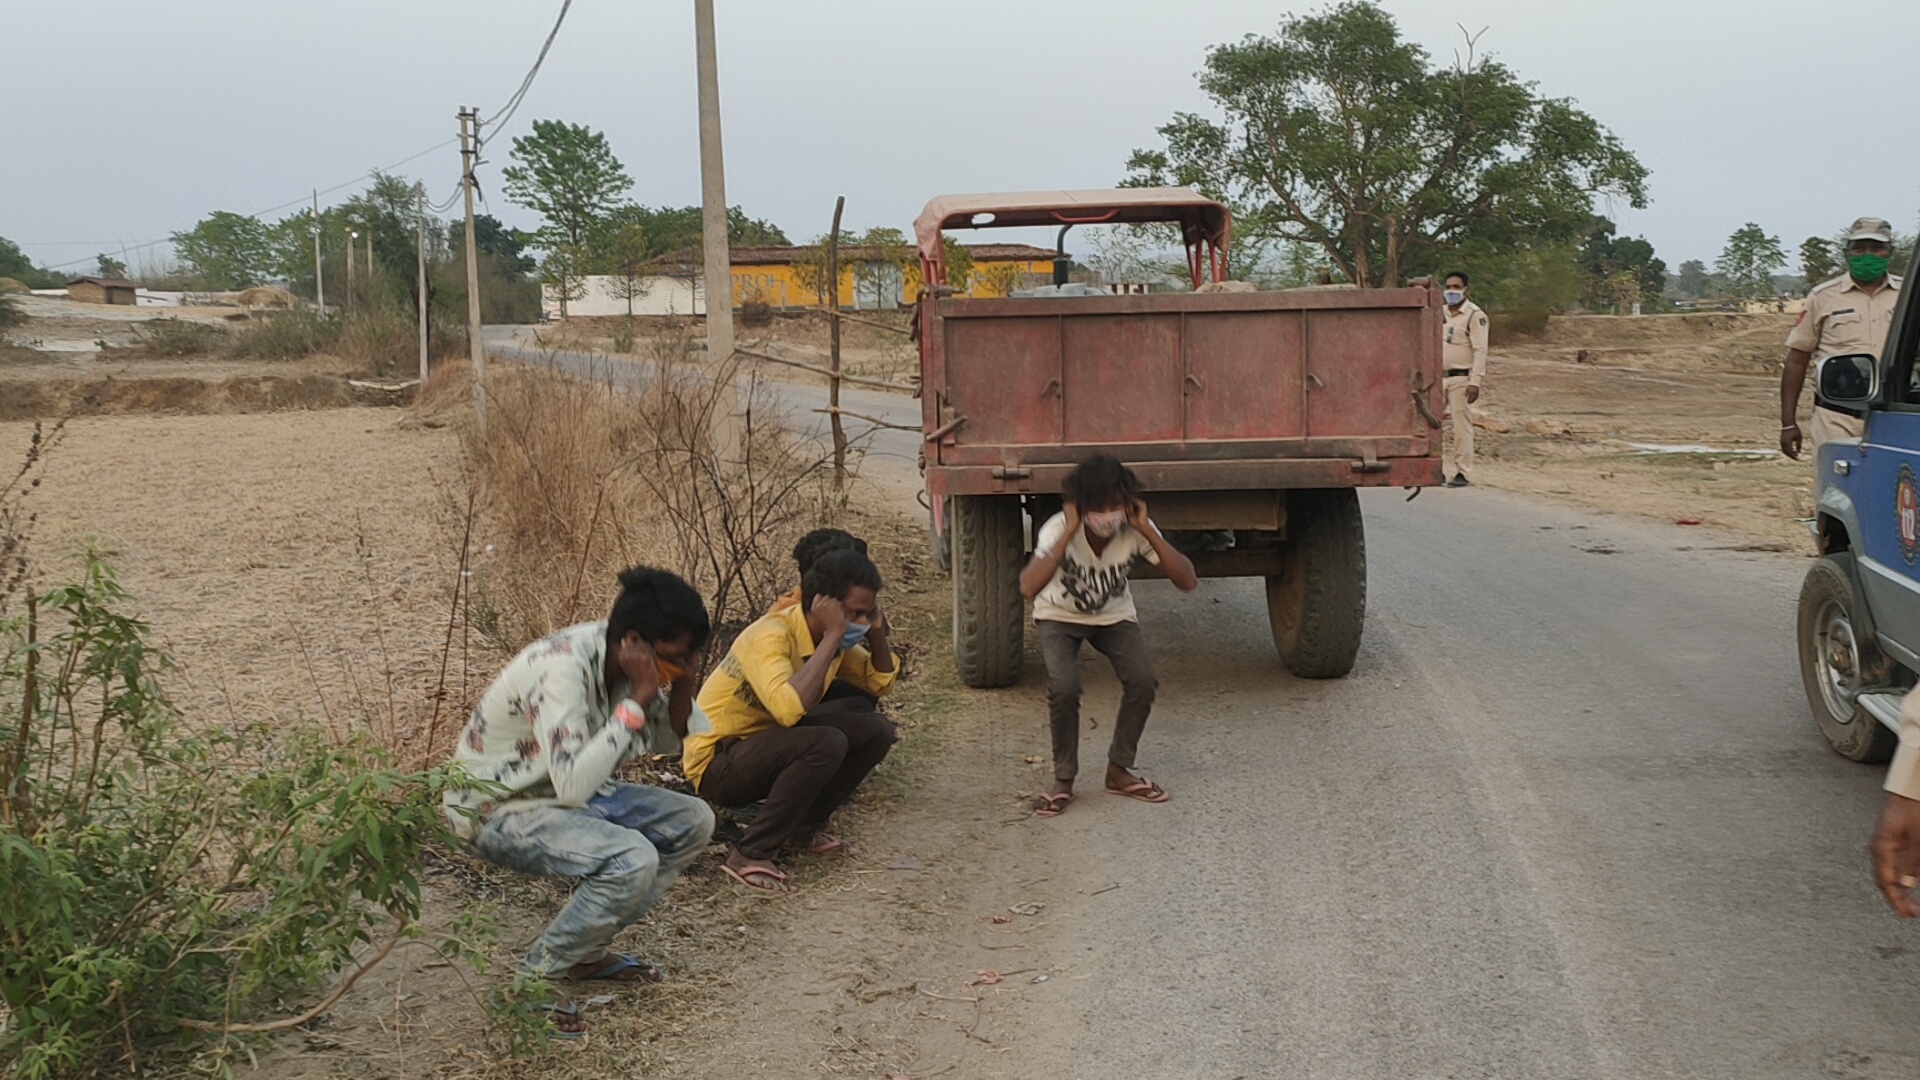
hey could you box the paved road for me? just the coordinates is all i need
[490,329,1920,1077]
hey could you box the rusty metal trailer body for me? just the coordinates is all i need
[912,189,1445,687]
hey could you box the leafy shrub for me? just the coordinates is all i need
[131,317,229,357]
[0,552,467,1078]
[225,307,341,360]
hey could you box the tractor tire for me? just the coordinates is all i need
[1266,488,1367,678]
[951,495,1025,688]
[1797,553,1898,763]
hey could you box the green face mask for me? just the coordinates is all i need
[1850,253,1891,282]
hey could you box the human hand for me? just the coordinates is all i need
[1874,792,1920,917]
[1126,497,1151,532]
[616,635,660,712]
[1466,385,1481,405]
[811,593,849,637]
[867,605,890,644]
[1062,501,1082,537]
[1780,422,1802,460]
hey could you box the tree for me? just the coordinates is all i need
[1676,259,1708,299]
[1715,223,1786,299]
[1576,217,1665,311]
[94,253,127,280]
[0,236,64,289]
[502,119,633,256]
[540,243,591,318]
[171,211,277,289]
[1801,236,1838,288]
[1125,1,1648,287]
[602,222,654,316]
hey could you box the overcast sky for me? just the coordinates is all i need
[6,0,1918,276]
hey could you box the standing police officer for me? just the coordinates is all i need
[1441,271,1489,487]
[1780,217,1902,460]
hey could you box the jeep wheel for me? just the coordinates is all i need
[951,495,1024,688]
[1797,553,1898,762]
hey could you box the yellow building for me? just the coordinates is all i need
[724,242,1058,310]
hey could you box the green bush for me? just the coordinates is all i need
[0,552,466,1078]
[225,307,341,360]
[131,317,229,357]
[0,291,22,332]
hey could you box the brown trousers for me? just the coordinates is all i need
[1036,618,1157,783]
[695,699,897,860]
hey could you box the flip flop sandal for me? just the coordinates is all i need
[568,953,664,984]
[1107,778,1170,804]
[804,832,856,857]
[721,862,791,893]
[1032,792,1073,818]
[540,1001,588,1039]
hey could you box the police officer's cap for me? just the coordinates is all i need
[1845,217,1895,244]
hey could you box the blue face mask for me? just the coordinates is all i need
[839,622,870,651]
[1443,289,1465,307]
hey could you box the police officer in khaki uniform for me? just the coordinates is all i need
[1440,270,1489,487]
[1780,217,1902,460]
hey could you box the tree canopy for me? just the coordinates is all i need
[171,211,278,289]
[1800,236,1838,288]
[1577,217,1664,311]
[1124,1,1648,288]
[502,119,633,253]
[1715,224,1785,299]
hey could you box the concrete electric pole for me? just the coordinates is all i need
[459,106,486,435]
[694,0,740,460]
[311,190,324,311]
[417,185,430,384]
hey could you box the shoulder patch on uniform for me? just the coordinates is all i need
[1477,315,1487,326]
[1794,310,1807,325]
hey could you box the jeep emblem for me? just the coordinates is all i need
[1900,464,1920,566]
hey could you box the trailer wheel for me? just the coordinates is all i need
[1798,553,1898,763]
[1266,488,1366,678]
[951,495,1024,688]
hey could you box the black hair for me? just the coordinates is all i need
[608,565,711,651]
[1062,453,1142,510]
[801,548,884,610]
[792,528,868,578]
[1444,270,1470,287]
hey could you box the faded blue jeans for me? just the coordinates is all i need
[468,783,716,978]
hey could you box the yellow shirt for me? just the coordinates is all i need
[685,603,896,788]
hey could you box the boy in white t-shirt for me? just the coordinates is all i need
[1017,454,1198,817]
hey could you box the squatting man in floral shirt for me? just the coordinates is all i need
[443,566,716,1037]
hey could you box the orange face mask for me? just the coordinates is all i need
[656,659,687,684]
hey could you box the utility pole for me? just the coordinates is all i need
[459,106,486,435]
[694,0,739,460]
[826,195,847,489]
[417,185,430,384]
[346,230,357,302]
[311,190,324,311]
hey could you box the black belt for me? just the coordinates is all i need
[1445,368,1471,377]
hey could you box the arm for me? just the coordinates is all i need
[668,659,699,739]
[1129,500,1198,592]
[1874,691,1920,916]
[1780,347,1813,459]
[1467,309,1490,403]
[779,595,847,716]
[537,666,638,807]
[1019,507,1077,600]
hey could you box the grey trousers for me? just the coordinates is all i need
[1035,618,1157,783]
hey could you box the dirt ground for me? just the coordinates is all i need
[0,308,1832,1076]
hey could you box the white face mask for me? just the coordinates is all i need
[1444,289,1465,307]
[1085,510,1127,537]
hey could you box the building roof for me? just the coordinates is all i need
[913,188,1230,263]
[66,276,141,288]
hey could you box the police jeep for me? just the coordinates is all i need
[1798,282,1920,762]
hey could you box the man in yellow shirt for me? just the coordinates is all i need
[690,549,897,891]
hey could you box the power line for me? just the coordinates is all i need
[476,0,572,153]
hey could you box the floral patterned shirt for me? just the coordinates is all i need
[442,621,667,839]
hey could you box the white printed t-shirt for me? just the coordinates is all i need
[1030,512,1161,626]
